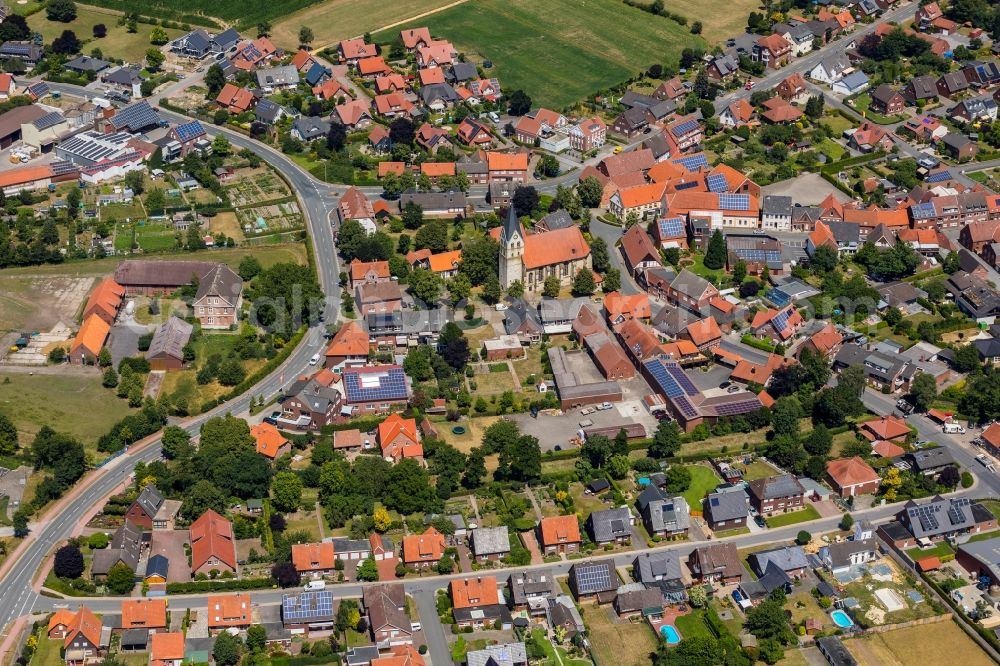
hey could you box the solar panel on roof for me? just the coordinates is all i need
[671,119,700,137]
[674,395,698,418]
[719,193,750,211]
[772,309,791,332]
[110,101,160,132]
[658,217,685,238]
[666,365,699,396]
[576,564,612,592]
[174,120,205,142]
[706,173,728,193]
[344,368,408,402]
[925,170,952,183]
[714,399,762,416]
[282,591,333,621]
[910,202,936,219]
[33,111,63,130]
[675,180,699,190]
[672,154,709,171]
[644,359,685,398]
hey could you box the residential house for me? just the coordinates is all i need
[753,34,793,69]
[950,96,998,123]
[207,594,252,633]
[906,447,956,477]
[121,599,167,632]
[761,97,804,124]
[587,506,633,546]
[831,70,870,96]
[125,485,172,530]
[707,54,740,81]
[215,83,256,113]
[451,576,511,629]
[614,587,664,618]
[942,133,978,161]
[291,542,336,579]
[568,561,617,600]
[704,489,748,531]
[750,305,804,342]
[537,515,581,555]
[192,264,242,329]
[91,522,142,581]
[870,85,905,115]
[60,607,104,665]
[471,526,511,562]
[820,539,879,575]
[633,551,686,602]
[280,590,335,633]
[335,100,374,129]
[487,151,529,183]
[608,181,667,221]
[291,116,330,142]
[688,542,743,584]
[466,644,528,666]
[636,487,690,538]
[402,527,447,570]
[898,496,996,543]
[620,224,662,276]
[339,38,376,63]
[456,117,493,147]
[938,71,970,98]
[859,415,910,444]
[810,53,851,83]
[720,99,755,128]
[664,269,719,315]
[150,633,184,666]
[776,73,808,102]
[568,117,607,152]
[324,320,370,369]
[904,75,938,104]
[190,509,237,576]
[508,570,557,614]
[69,314,110,365]
[364,583,413,648]
[748,545,809,578]
[251,422,291,461]
[377,414,423,463]
[747,474,805,516]
[278,374,342,430]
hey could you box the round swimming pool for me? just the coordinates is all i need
[660,625,681,644]
[830,609,854,629]
[451,426,466,435]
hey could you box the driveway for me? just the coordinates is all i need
[107,321,147,367]
[148,529,191,584]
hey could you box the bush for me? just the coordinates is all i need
[962,471,974,488]
[88,532,109,549]
[796,530,811,545]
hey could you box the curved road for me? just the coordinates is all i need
[0,82,343,637]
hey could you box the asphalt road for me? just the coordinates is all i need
[0,82,343,636]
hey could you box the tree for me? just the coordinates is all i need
[602,268,621,293]
[299,26,314,46]
[448,273,472,304]
[810,245,838,273]
[106,562,135,594]
[938,465,961,489]
[216,357,246,386]
[93,23,107,38]
[47,0,77,22]
[590,237,610,274]
[161,426,192,460]
[357,556,379,581]
[537,154,560,177]
[649,420,680,458]
[581,435,612,468]
[0,413,17,455]
[542,275,561,298]
[54,544,85,578]
[497,435,542,483]
[97,347,112,367]
[246,625,266,654]
[907,372,937,412]
[415,220,448,251]
[149,26,169,45]
[213,631,242,666]
[373,506,392,532]
[691,20,703,34]
[954,344,982,373]
[256,21,271,37]
[572,268,595,296]
[512,186,539,217]
[12,509,28,538]
[408,267,442,304]
[238,255,262,281]
[52,29,81,55]
[771,397,803,437]
[481,274,502,304]
[665,465,692,493]
[272,471,303,512]
[0,15,31,42]
[704,230,727,269]
[402,201,424,229]
[745,593,794,643]
[578,176,603,208]
[732,259,747,285]
[840,513,854,531]
[508,89,532,116]
[687,583,707,608]
[389,117,416,145]
[272,561,301,588]
[796,530,811,545]
[182,479,228,520]
[326,123,347,151]
[804,424,832,456]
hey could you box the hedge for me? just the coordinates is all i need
[165,577,276,594]
[741,334,776,353]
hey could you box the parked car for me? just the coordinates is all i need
[263,411,280,426]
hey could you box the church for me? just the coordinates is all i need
[493,206,592,293]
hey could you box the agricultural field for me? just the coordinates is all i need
[649,0,761,45]
[0,373,136,457]
[28,4,185,63]
[81,0,315,31]
[845,620,992,666]
[271,0,457,50]
[377,0,705,109]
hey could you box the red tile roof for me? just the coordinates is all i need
[292,542,336,572]
[861,415,910,442]
[190,509,236,571]
[826,456,880,489]
[403,527,446,563]
[326,320,370,358]
[378,414,423,461]
[121,599,167,629]
[151,632,185,664]
[872,439,906,458]
[251,422,288,459]
[523,226,590,270]
[207,594,251,628]
[539,515,581,546]
[451,576,500,609]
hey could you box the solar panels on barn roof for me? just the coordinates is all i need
[706,173,729,193]
[109,101,160,132]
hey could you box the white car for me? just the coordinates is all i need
[494,303,508,311]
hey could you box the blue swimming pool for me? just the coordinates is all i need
[637,477,651,486]
[831,610,854,628]
[660,625,681,644]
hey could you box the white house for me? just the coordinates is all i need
[810,54,850,84]
[832,71,870,97]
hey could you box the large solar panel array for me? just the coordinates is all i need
[658,217,685,238]
[925,170,952,183]
[282,591,333,621]
[666,364,699,396]
[110,101,160,132]
[733,247,782,263]
[714,399,762,416]
[718,193,750,211]
[2,43,34,56]
[644,359,685,398]
[671,119,700,137]
[50,160,77,176]
[575,563,612,593]
[27,81,50,97]
[766,289,791,307]
[674,395,698,418]
[706,173,729,193]
[175,120,205,142]
[910,201,936,220]
[672,154,709,171]
[343,367,408,402]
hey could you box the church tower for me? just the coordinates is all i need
[499,205,524,289]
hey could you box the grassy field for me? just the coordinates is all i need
[80,0,314,30]
[376,0,705,109]
[846,621,992,666]
[678,464,720,507]
[582,602,658,666]
[158,332,268,413]
[650,0,760,45]
[737,459,781,481]
[673,609,715,641]
[765,504,821,528]
[28,4,185,63]
[529,628,591,666]
[272,0,456,49]
[0,374,135,456]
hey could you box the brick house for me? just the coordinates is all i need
[402,527,447,570]
[753,34,793,69]
[826,456,881,497]
[537,515,581,555]
[190,509,237,576]
[747,474,805,516]
[191,264,243,329]
[364,583,413,648]
[207,594,252,634]
[688,543,742,584]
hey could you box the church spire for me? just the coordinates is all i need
[502,204,520,243]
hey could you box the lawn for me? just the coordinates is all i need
[682,254,726,286]
[450,636,488,663]
[978,499,1000,521]
[678,464,720,507]
[581,602,658,666]
[376,0,705,109]
[905,541,954,560]
[673,609,714,641]
[764,504,821,528]
[736,459,780,482]
[529,629,591,666]
[0,373,135,457]
[272,0,456,49]
[821,114,854,135]
[29,628,65,666]
[848,620,992,666]
[157,332,268,415]
[28,4,185,62]
[785,590,828,628]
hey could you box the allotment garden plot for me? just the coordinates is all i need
[225,169,304,237]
